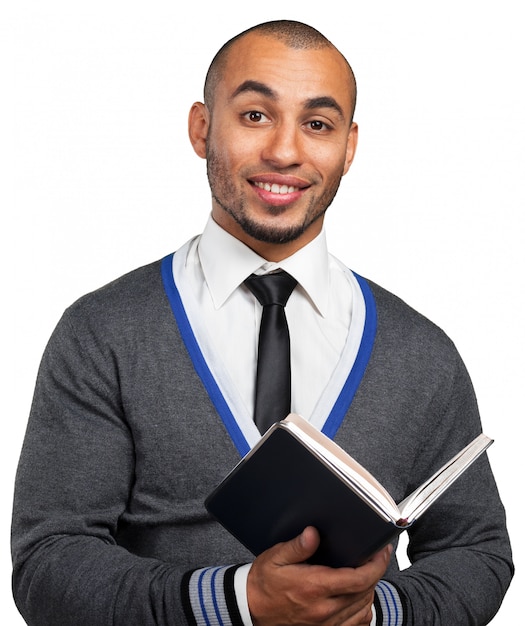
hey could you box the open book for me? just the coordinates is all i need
[205,413,493,568]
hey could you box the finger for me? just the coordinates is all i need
[348,544,393,589]
[272,526,321,566]
[365,543,393,574]
[314,544,393,597]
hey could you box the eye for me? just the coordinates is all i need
[308,120,330,132]
[243,111,268,123]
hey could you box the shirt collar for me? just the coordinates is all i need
[198,216,331,317]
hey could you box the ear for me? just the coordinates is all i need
[188,102,209,159]
[342,122,358,175]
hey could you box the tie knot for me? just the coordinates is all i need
[244,271,297,307]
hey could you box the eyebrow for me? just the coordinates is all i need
[303,96,344,120]
[230,80,345,121]
[231,80,277,101]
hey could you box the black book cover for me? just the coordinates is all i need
[205,425,401,568]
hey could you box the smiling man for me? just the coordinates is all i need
[189,31,358,260]
[12,20,512,626]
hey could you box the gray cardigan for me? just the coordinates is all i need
[11,257,513,625]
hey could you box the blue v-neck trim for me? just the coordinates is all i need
[321,271,377,439]
[161,254,251,456]
[161,253,377,456]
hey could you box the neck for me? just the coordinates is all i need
[210,210,324,262]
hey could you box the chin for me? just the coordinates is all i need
[240,213,321,245]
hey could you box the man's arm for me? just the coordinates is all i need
[379,451,514,625]
[11,304,246,626]
[371,353,514,625]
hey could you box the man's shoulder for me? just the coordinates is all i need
[363,276,459,361]
[365,277,434,321]
[63,256,170,330]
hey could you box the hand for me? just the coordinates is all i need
[247,526,392,626]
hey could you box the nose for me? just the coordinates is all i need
[261,122,303,169]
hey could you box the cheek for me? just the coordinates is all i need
[317,153,348,182]
[211,118,269,166]
[207,132,251,173]
[307,138,349,174]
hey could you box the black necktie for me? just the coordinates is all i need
[244,271,298,434]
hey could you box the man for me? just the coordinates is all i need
[12,20,513,626]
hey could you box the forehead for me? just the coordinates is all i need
[218,34,353,115]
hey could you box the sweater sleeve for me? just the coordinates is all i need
[11,306,245,626]
[373,353,513,625]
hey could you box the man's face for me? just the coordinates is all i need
[189,33,358,260]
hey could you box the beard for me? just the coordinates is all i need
[206,146,343,245]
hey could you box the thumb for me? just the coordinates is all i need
[275,526,321,566]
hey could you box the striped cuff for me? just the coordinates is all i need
[181,565,245,626]
[374,580,404,626]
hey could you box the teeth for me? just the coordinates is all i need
[254,182,299,194]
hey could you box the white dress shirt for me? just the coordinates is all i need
[173,216,370,439]
[173,216,375,625]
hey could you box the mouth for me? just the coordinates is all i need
[252,181,300,195]
[248,175,310,206]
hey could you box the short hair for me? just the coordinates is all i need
[203,20,357,122]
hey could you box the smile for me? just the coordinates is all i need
[253,182,300,194]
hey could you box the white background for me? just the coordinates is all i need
[2,1,523,623]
